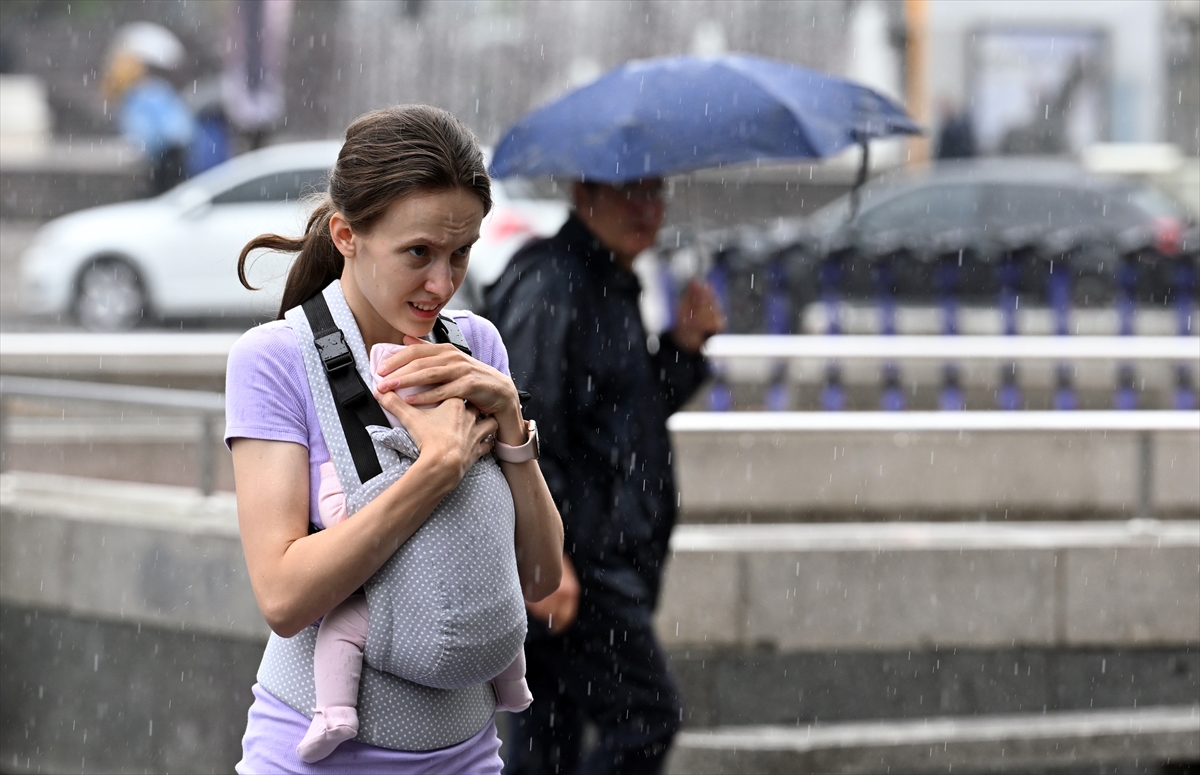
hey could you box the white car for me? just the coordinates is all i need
[19,141,568,330]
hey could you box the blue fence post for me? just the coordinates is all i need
[1173,257,1197,409]
[938,250,964,411]
[1113,255,1139,410]
[1048,250,1077,410]
[764,255,791,411]
[996,246,1023,410]
[879,363,905,411]
[819,253,846,411]
[875,252,905,411]
[707,251,734,412]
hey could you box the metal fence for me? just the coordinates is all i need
[699,333,1200,411]
[0,375,225,495]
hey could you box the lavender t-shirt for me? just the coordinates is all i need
[225,310,510,772]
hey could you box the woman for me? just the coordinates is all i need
[225,104,563,773]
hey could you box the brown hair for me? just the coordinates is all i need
[237,104,493,318]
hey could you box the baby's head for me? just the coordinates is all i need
[370,342,437,402]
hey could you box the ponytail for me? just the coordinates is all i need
[237,199,344,319]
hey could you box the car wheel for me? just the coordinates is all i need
[74,258,149,331]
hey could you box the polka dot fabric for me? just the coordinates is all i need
[256,628,497,751]
[362,426,526,690]
[256,282,524,751]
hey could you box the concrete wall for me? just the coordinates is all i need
[0,473,261,774]
[2,472,1198,773]
[1,605,262,775]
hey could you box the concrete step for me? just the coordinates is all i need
[656,522,1200,653]
[666,705,1200,774]
[672,423,1200,521]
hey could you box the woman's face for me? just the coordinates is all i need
[334,187,484,342]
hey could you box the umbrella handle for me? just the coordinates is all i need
[849,137,870,220]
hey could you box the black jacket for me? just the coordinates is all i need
[485,215,708,606]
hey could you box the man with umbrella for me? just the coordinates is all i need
[486,54,917,774]
[487,177,723,773]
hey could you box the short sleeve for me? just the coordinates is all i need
[224,321,311,449]
[450,311,511,378]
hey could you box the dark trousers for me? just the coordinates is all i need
[505,589,681,775]
[150,145,187,195]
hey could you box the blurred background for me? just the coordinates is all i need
[1,1,1198,774]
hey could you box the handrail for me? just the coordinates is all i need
[702,334,1200,361]
[0,375,225,412]
[667,410,1200,433]
[0,332,241,376]
[0,332,243,356]
[4,332,1195,365]
[0,375,225,495]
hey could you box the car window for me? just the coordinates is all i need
[806,198,852,240]
[211,168,330,205]
[1126,186,1185,220]
[856,185,981,236]
[984,184,1150,233]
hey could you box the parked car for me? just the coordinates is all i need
[779,158,1192,308]
[19,141,567,330]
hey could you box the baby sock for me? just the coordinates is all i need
[296,705,359,763]
[491,651,534,713]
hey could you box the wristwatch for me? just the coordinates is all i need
[494,420,540,463]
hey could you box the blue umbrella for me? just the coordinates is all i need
[490,53,920,184]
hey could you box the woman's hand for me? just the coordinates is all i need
[377,335,528,449]
[374,382,498,484]
[377,336,518,414]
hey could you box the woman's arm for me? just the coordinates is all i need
[233,398,496,638]
[494,408,564,602]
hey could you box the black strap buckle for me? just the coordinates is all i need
[315,331,355,373]
[433,315,473,356]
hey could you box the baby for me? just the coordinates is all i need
[297,342,533,763]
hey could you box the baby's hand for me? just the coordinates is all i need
[370,343,439,426]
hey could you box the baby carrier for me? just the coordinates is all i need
[256,280,526,751]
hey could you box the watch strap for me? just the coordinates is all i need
[494,420,539,463]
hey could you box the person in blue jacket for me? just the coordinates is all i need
[103,51,195,194]
[486,178,725,774]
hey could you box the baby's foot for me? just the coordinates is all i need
[492,677,534,713]
[296,706,359,763]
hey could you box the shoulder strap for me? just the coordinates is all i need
[300,300,474,487]
[302,293,390,484]
[433,314,472,356]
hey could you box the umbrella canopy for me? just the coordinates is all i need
[490,54,920,183]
